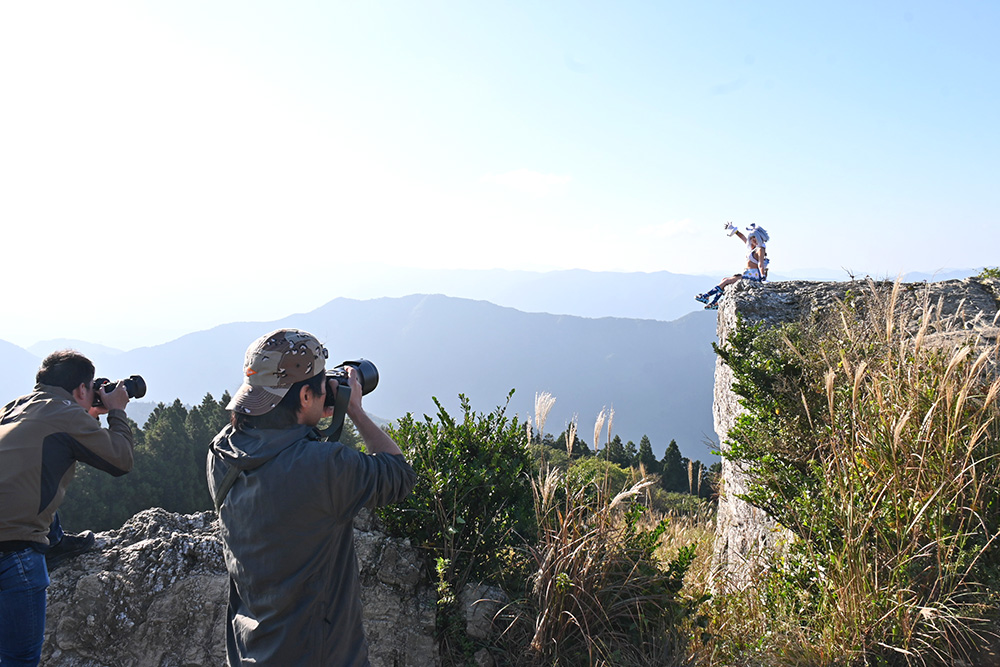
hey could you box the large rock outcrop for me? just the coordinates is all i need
[42,507,438,666]
[711,276,1000,588]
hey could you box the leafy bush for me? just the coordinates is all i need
[714,280,1000,662]
[379,392,535,590]
[565,456,630,495]
[528,442,572,471]
[377,392,536,662]
[645,489,714,519]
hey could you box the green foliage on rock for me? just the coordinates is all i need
[714,283,1000,661]
[376,392,538,665]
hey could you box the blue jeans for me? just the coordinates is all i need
[0,548,49,666]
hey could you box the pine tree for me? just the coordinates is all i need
[555,431,591,458]
[185,393,229,510]
[140,400,197,511]
[624,439,638,467]
[603,434,627,466]
[659,439,687,493]
[637,435,659,474]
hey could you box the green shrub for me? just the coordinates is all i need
[645,488,714,519]
[565,455,630,495]
[377,392,536,662]
[379,392,535,588]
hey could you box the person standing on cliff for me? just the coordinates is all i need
[207,328,416,667]
[695,222,770,310]
[0,351,134,667]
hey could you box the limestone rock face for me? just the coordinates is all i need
[711,277,1000,588]
[42,507,438,666]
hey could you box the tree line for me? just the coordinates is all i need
[539,429,719,500]
[60,393,233,531]
[60,392,716,533]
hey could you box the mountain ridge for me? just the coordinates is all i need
[1,294,720,459]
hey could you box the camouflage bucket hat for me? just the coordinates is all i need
[227,329,328,416]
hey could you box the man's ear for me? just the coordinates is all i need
[71,382,93,411]
[72,383,89,402]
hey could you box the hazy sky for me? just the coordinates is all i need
[2,1,997,349]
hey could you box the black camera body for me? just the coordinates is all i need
[320,360,377,441]
[92,375,147,407]
[324,360,378,407]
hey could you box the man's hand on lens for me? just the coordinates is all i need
[344,367,365,420]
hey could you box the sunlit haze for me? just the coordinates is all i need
[2,1,997,349]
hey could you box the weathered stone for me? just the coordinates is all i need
[460,582,509,640]
[473,647,496,667]
[711,277,1000,588]
[42,507,438,666]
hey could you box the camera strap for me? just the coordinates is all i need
[319,383,351,442]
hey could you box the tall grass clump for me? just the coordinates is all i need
[383,394,714,665]
[517,428,709,666]
[713,279,1000,664]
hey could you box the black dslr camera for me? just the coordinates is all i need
[324,360,378,406]
[321,360,377,441]
[92,375,147,407]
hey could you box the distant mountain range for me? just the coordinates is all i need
[5,268,984,460]
[2,295,720,460]
[287,265,985,322]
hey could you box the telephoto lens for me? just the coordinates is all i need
[92,375,147,407]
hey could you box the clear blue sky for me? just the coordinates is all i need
[1,1,997,348]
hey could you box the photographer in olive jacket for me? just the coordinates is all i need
[207,328,416,667]
[0,350,133,666]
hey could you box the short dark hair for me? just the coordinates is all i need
[231,371,326,433]
[36,350,96,393]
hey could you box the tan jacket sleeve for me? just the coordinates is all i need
[54,402,135,475]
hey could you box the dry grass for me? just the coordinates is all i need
[505,462,709,667]
[703,279,1000,665]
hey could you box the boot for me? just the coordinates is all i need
[45,530,95,570]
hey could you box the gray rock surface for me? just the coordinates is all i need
[711,277,1000,588]
[460,582,509,641]
[42,507,438,666]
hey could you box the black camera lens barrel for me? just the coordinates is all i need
[92,374,147,407]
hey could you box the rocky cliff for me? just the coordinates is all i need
[42,508,438,666]
[711,276,1000,588]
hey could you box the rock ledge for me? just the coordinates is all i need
[43,507,437,666]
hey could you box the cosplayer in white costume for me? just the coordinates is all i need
[695,222,770,310]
